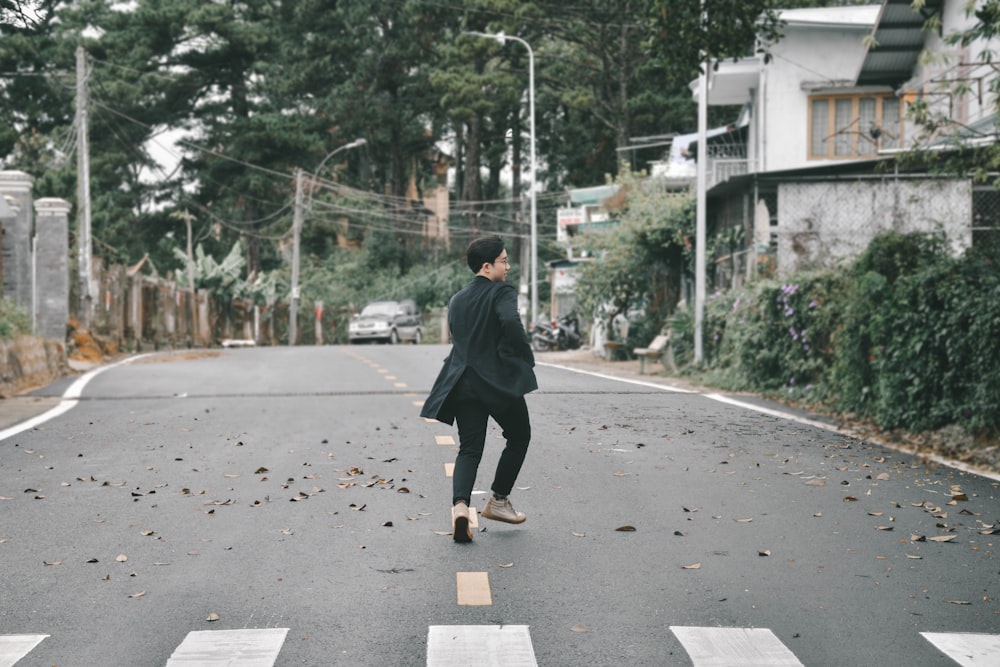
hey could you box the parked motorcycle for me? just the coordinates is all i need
[531,319,558,352]
[531,313,582,352]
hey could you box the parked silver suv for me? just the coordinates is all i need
[348,299,423,344]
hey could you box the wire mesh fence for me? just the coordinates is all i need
[708,172,1000,290]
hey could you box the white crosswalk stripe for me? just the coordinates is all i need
[4,626,999,664]
[165,628,289,666]
[670,626,803,667]
[427,625,537,667]
[920,632,1000,666]
[0,634,48,667]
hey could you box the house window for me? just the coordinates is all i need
[809,94,902,159]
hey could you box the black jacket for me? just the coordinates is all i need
[420,276,537,424]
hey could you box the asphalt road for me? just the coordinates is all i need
[0,345,997,666]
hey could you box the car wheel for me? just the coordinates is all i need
[389,329,399,345]
[413,329,422,345]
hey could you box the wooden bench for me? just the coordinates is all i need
[633,334,669,374]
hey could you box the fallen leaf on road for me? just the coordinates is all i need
[735,518,753,523]
[928,535,957,542]
[116,554,128,562]
[571,531,586,537]
[571,624,592,633]
[43,560,62,566]
[758,550,771,557]
[843,496,858,502]
[206,612,220,621]
[681,563,701,569]
[498,563,514,568]
[874,526,893,531]
[947,600,971,605]
[615,525,636,532]
[129,591,145,599]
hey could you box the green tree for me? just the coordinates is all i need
[574,168,694,348]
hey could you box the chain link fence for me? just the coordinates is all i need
[708,172,1000,290]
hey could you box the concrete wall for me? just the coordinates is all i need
[33,198,71,341]
[0,335,68,398]
[0,171,33,309]
[777,177,972,274]
[906,0,996,132]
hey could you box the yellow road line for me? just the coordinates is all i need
[456,572,492,606]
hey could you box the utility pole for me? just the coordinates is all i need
[289,169,304,345]
[75,46,93,327]
[694,1,708,366]
[172,209,197,344]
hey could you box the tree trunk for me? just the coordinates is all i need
[462,114,482,202]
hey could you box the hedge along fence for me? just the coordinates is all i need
[693,232,1000,438]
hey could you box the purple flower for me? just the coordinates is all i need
[733,297,741,311]
[809,300,818,309]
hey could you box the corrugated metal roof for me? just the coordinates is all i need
[856,0,944,87]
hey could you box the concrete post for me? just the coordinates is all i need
[0,171,33,310]
[33,198,71,341]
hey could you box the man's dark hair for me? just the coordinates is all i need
[466,235,505,273]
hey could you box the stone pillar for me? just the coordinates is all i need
[33,198,71,341]
[0,171,34,310]
[0,195,13,295]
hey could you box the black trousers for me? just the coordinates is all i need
[449,373,532,506]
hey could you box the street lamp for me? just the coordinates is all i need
[463,30,538,327]
[289,138,367,345]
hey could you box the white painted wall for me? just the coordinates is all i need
[761,22,878,172]
[776,178,972,275]
[905,0,996,137]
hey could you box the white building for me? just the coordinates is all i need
[692,0,997,281]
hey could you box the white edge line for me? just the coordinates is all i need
[541,362,1000,484]
[538,362,694,393]
[0,354,155,442]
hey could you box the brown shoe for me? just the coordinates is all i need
[482,496,526,524]
[452,503,473,543]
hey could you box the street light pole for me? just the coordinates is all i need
[289,138,367,345]
[463,31,538,327]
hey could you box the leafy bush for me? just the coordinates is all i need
[0,298,31,339]
[683,231,1000,438]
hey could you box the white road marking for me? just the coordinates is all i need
[0,355,152,442]
[165,628,289,666]
[670,626,803,666]
[921,632,1000,666]
[541,362,1000,482]
[0,634,48,667]
[427,625,537,667]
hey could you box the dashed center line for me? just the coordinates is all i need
[456,572,492,606]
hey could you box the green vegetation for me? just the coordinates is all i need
[0,298,31,339]
[685,232,1000,438]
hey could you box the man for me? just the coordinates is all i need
[420,235,538,543]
